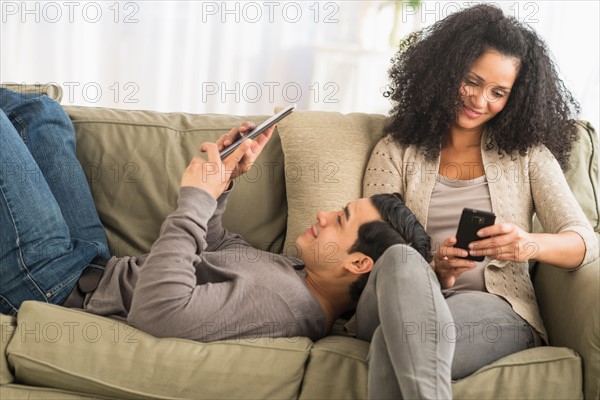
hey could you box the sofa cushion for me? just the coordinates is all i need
[298,336,582,399]
[64,106,288,256]
[298,336,369,399]
[7,302,313,399]
[534,259,599,400]
[0,314,16,385]
[451,347,582,399]
[276,110,387,254]
[0,384,102,400]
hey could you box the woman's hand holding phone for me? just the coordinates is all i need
[467,223,538,263]
[433,208,493,288]
[433,237,477,289]
[434,221,539,289]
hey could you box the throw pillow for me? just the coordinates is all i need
[275,109,387,256]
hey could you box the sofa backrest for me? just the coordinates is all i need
[2,84,598,257]
[65,106,390,258]
[563,121,599,231]
[65,106,288,256]
[64,106,598,259]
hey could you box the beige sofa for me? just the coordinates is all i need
[1,84,599,399]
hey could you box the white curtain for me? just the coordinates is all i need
[1,1,597,128]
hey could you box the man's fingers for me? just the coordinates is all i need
[216,133,229,151]
[253,125,275,147]
[223,128,238,147]
[201,142,221,162]
[221,121,257,149]
[239,121,256,133]
[224,139,252,168]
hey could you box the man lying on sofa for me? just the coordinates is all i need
[1,88,456,398]
[0,88,430,341]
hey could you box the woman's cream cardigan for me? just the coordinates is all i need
[363,131,598,342]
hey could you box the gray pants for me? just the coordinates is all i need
[355,245,539,400]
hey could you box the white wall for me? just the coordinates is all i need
[1,1,597,129]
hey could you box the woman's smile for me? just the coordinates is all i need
[461,102,483,119]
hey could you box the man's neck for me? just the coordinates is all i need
[304,270,353,330]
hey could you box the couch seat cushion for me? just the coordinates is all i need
[298,336,582,399]
[298,336,369,399]
[1,384,103,400]
[451,347,582,399]
[7,302,312,399]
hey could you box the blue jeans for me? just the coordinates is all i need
[0,88,109,315]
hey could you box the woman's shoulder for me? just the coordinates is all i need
[484,132,556,165]
[372,133,415,156]
[526,143,556,161]
[369,135,410,168]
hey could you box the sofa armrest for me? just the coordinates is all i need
[533,259,599,399]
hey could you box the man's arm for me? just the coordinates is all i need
[188,122,276,250]
[126,185,251,340]
[128,124,276,339]
[204,182,247,251]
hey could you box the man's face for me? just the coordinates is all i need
[295,198,381,270]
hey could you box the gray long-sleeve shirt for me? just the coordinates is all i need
[84,186,327,342]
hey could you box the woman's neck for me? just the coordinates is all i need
[445,124,484,150]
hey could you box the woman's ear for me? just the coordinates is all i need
[343,252,374,275]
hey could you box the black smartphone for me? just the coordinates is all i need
[455,208,496,262]
[219,104,296,159]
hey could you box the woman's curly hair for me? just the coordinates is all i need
[384,3,580,170]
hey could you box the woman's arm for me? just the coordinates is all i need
[528,145,597,268]
[469,224,587,270]
[525,231,586,268]
[470,145,597,270]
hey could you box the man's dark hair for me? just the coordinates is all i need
[348,193,431,302]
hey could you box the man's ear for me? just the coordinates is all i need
[343,252,374,275]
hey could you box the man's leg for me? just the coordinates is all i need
[445,291,540,380]
[0,89,109,258]
[356,244,455,400]
[0,95,101,315]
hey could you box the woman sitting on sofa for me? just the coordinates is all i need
[358,4,598,399]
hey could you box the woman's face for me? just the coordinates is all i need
[454,49,520,131]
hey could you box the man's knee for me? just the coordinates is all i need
[27,93,65,119]
[0,88,40,111]
[0,89,63,119]
[372,244,431,281]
